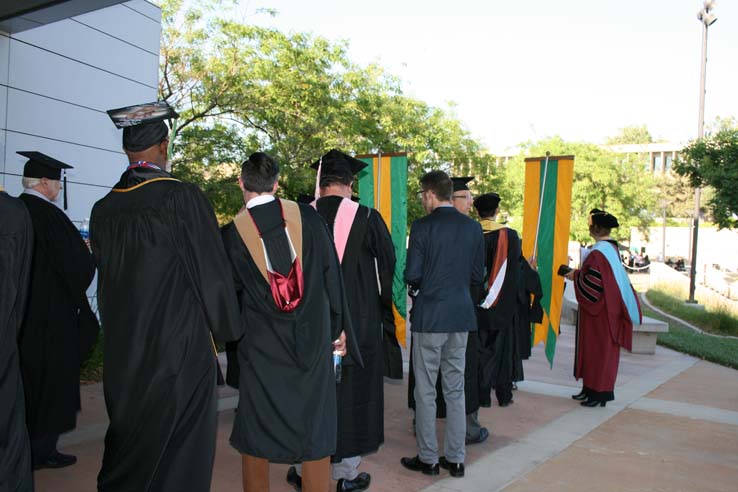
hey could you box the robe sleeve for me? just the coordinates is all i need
[368,210,403,379]
[572,251,607,317]
[171,185,244,343]
[368,211,397,342]
[43,208,95,302]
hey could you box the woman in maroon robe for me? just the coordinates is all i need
[566,209,642,407]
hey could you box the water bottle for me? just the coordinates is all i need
[333,350,342,385]
[80,218,90,241]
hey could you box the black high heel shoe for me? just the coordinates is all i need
[581,399,606,407]
[572,389,588,401]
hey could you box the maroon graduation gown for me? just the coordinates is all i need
[572,244,639,397]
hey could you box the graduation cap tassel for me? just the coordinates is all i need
[63,172,68,210]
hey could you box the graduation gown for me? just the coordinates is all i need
[315,196,401,460]
[516,259,543,360]
[476,223,522,406]
[90,167,242,492]
[0,192,33,492]
[573,241,640,402]
[18,193,95,439]
[222,199,357,463]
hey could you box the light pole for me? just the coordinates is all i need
[687,0,717,304]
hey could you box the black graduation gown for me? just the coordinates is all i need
[315,196,401,460]
[476,226,522,406]
[222,199,356,463]
[516,259,543,360]
[0,192,33,492]
[18,193,95,439]
[90,167,243,492]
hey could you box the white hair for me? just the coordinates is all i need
[22,177,41,189]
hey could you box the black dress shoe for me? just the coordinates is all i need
[498,399,513,407]
[581,399,606,407]
[439,457,465,478]
[286,465,302,492]
[572,389,588,401]
[33,451,77,470]
[465,427,489,445]
[400,456,439,475]
[337,472,371,492]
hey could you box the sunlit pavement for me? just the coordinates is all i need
[35,323,738,492]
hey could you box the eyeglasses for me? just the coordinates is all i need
[452,194,473,201]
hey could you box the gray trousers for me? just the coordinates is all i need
[412,331,468,464]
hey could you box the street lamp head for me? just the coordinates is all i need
[704,0,716,12]
[698,9,718,26]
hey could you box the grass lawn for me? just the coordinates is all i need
[647,284,738,338]
[642,295,738,370]
[80,334,103,384]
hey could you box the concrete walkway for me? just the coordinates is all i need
[34,323,738,492]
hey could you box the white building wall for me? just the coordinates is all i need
[0,0,161,225]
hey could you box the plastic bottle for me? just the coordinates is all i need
[333,350,342,385]
[80,218,90,240]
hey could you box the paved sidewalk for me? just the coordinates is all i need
[33,323,738,491]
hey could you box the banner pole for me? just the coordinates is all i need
[532,151,550,260]
[375,150,382,209]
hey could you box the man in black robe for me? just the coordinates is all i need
[474,193,523,408]
[91,101,243,492]
[222,152,357,492]
[17,152,96,471]
[286,150,402,492]
[407,176,486,445]
[0,188,33,491]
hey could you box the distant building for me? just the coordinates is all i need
[1,0,161,225]
[493,141,684,174]
[604,142,683,174]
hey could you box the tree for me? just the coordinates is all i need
[605,125,654,145]
[499,136,656,244]
[159,0,498,225]
[674,125,738,229]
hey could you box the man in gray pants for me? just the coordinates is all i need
[401,171,485,478]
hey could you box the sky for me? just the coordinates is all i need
[239,0,737,154]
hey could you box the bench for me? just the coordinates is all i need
[561,280,669,355]
[630,316,669,355]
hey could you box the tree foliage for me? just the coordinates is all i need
[674,124,738,229]
[498,137,656,244]
[158,0,495,224]
[605,124,654,145]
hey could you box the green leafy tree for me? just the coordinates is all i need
[674,125,738,229]
[605,124,654,145]
[499,136,656,244]
[159,0,497,225]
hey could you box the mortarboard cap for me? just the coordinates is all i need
[18,151,74,209]
[451,176,474,192]
[310,149,368,181]
[473,192,501,217]
[19,151,73,180]
[107,101,179,152]
[588,208,619,229]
